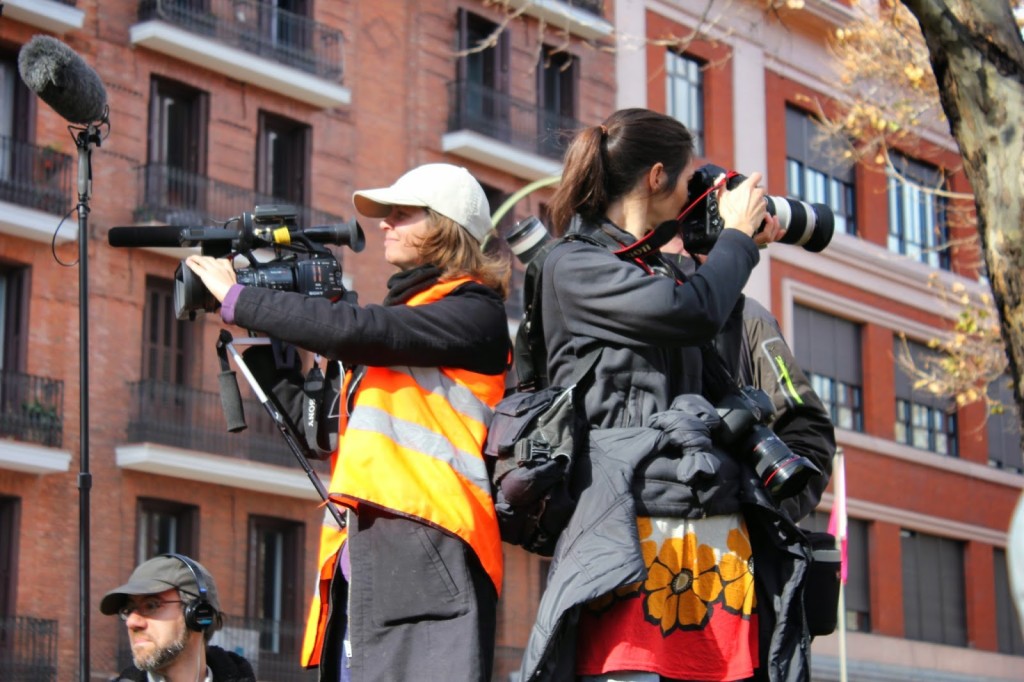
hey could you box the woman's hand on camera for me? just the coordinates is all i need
[754,214,785,248]
[717,171,768,238]
[184,255,237,303]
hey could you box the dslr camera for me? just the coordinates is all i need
[109,204,365,320]
[714,385,820,500]
[681,164,835,255]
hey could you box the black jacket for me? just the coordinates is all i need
[541,219,760,427]
[518,400,816,682]
[231,267,510,375]
[111,645,256,681]
[519,218,816,681]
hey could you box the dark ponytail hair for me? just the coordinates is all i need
[548,108,695,235]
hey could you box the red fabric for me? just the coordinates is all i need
[576,595,758,681]
[575,515,759,681]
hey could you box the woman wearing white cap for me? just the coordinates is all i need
[186,163,511,682]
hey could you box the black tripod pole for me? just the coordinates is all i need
[74,121,101,682]
[223,335,346,529]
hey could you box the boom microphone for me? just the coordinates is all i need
[107,226,189,248]
[18,36,108,124]
[107,226,242,248]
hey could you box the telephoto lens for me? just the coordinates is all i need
[714,386,821,501]
[507,216,554,266]
[765,195,834,253]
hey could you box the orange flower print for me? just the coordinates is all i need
[643,532,723,633]
[720,526,757,617]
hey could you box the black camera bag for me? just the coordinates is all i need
[485,349,599,556]
[803,530,842,636]
[485,234,604,556]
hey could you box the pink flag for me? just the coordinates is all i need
[827,450,848,583]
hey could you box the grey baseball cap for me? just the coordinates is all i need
[99,555,220,615]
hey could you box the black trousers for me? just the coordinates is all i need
[335,507,497,682]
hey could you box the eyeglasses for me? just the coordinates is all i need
[118,598,184,621]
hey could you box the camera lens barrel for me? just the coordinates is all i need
[746,425,821,500]
[507,216,553,266]
[765,197,835,253]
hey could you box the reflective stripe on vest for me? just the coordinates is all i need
[301,277,506,667]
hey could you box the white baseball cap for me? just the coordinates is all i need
[353,163,493,244]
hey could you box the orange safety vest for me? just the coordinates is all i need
[301,277,507,667]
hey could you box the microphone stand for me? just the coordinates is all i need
[72,119,101,682]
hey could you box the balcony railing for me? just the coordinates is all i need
[125,379,327,472]
[0,136,73,216]
[0,616,59,682]
[138,0,343,81]
[447,80,581,161]
[133,164,345,229]
[116,614,316,681]
[0,370,64,448]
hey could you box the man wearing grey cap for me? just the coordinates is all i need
[100,554,255,682]
[184,163,511,681]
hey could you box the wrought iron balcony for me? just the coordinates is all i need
[447,80,581,161]
[116,613,317,680]
[0,616,58,682]
[133,164,345,229]
[125,379,327,473]
[138,0,343,81]
[0,371,64,449]
[0,136,73,216]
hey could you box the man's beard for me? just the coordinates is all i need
[132,625,190,672]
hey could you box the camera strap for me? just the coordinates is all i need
[611,169,736,263]
[303,356,342,458]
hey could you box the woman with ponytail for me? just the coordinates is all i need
[517,109,815,682]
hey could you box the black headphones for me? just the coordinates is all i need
[162,553,218,632]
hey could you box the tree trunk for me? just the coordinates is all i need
[901,0,1024,438]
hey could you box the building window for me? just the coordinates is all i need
[0,497,20,620]
[0,263,28,374]
[901,530,966,646]
[257,111,310,206]
[136,498,198,562]
[792,305,863,431]
[987,376,1023,474]
[887,153,950,270]
[894,339,958,456]
[260,0,311,51]
[1,48,38,207]
[248,516,304,654]
[800,511,871,632]
[537,47,578,158]
[455,10,510,139]
[147,77,209,216]
[785,106,856,235]
[142,277,196,385]
[994,548,1024,655]
[665,51,703,156]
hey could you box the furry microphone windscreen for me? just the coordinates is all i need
[18,35,108,124]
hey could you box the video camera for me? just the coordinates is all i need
[680,164,835,255]
[108,205,365,320]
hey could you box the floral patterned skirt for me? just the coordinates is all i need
[575,514,758,681]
